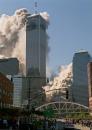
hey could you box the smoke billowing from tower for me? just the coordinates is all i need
[0,8,49,74]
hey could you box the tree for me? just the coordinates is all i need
[43,107,55,118]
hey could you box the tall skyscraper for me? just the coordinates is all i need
[12,13,49,107]
[72,51,91,106]
[25,14,48,77]
[21,14,48,107]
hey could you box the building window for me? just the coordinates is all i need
[40,24,46,31]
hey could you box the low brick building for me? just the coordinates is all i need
[0,72,13,108]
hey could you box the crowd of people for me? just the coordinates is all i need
[0,116,57,130]
[0,116,92,130]
[65,118,92,128]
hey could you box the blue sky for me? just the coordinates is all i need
[0,0,92,72]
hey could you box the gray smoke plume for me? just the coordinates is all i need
[0,8,29,74]
[0,9,49,74]
[43,63,73,100]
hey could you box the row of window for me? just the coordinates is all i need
[27,23,46,31]
[0,102,12,108]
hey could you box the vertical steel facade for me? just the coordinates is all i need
[26,14,47,78]
[72,51,91,106]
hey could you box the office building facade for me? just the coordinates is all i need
[13,75,23,107]
[21,14,48,107]
[26,14,48,78]
[88,62,92,109]
[0,58,19,75]
[72,51,91,106]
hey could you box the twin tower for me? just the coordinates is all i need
[24,14,48,78]
[15,14,49,107]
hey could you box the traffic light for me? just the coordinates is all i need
[66,90,69,99]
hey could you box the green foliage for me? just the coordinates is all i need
[43,107,55,118]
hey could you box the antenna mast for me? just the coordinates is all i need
[35,1,38,14]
